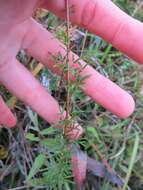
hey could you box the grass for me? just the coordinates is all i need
[0,0,143,189]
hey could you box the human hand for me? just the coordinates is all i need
[1,0,141,138]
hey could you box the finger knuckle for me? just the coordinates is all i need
[110,22,125,44]
[0,57,13,74]
[80,0,98,28]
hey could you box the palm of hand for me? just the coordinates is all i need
[1,0,141,139]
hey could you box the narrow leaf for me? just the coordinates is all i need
[27,154,45,180]
[27,108,39,129]
[40,127,56,135]
[123,133,139,190]
[26,133,40,142]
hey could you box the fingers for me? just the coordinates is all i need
[24,19,135,118]
[0,58,65,124]
[0,0,39,25]
[0,96,16,127]
[43,0,143,64]
[0,58,82,139]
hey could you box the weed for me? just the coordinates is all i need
[0,0,143,190]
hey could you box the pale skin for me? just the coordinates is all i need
[0,0,142,138]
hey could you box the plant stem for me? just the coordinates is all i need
[65,0,71,132]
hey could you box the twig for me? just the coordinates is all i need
[64,0,71,134]
[80,30,88,58]
[91,143,113,173]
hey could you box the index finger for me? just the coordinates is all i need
[43,0,143,64]
[0,96,16,127]
[24,19,135,118]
